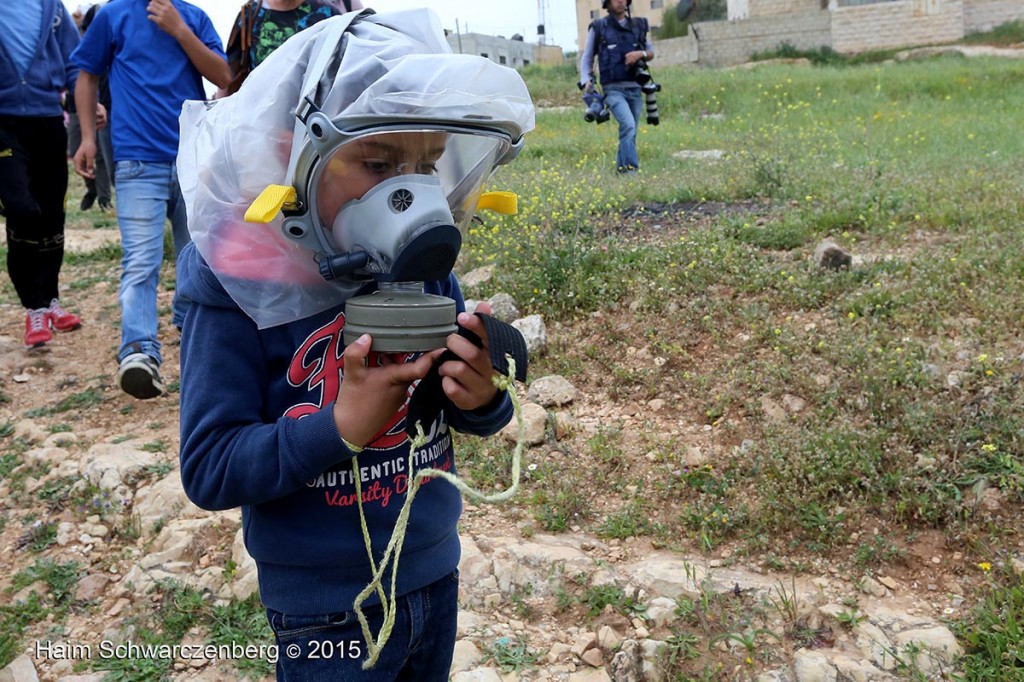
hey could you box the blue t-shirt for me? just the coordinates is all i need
[70,0,225,163]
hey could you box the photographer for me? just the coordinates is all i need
[579,0,654,174]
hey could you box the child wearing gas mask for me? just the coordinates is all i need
[174,9,534,681]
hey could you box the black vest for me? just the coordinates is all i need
[593,15,648,86]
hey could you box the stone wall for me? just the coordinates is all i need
[748,0,823,18]
[963,0,1024,33]
[831,0,965,53]
[652,30,701,66]
[691,11,832,66]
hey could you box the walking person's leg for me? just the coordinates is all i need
[68,112,98,210]
[94,128,113,210]
[602,87,640,173]
[113,160,170,398]
[0,116,80,348]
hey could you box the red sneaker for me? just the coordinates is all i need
[48,299,82,332]
[25,308,52,348]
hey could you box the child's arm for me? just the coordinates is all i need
[178,303,434,511]
[146,0,231,90]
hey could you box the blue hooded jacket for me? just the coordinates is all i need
[176,241,513,614]
[0,0,80,117]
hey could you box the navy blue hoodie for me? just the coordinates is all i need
[177,242,513,614]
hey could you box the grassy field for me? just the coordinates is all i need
[457,52,1024,677]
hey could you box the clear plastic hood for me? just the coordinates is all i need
[176,9,535,329]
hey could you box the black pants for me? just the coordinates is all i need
[0,116,68,310]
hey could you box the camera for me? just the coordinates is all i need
[632,60,654,86]
[642,80,660,126]
[632,61,661,126]
[582,91,610,124]
[578,80,610,124]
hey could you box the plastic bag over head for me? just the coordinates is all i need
[177,9,535,328]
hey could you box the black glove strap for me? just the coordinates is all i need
[405,313,529,437]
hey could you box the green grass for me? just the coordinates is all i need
[451,52,1024,678]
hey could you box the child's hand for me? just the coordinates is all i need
[334,334,441,448]
[438,303,500,412]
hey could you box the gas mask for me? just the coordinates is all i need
[266,112,523,351]
[178,10,534,336]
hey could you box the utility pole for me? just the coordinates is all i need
[537,0,549,45]
[455,18,463,54]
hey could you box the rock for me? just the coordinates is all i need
[638,640,665,682]
[581,647,604,667]
[528,375,577,407]
[450,640,482,674]
[793,649,837,682]
[893,626,963,673]
[644,597,678,629]
[548,642,572,663]
[227,527,259,601]
[13,420,48,445]
[133,472,205,533]
[500,402,546,446]
[569,669,612,682]
[860,576,888,598]
[814,239,852,270]
[0,655,38,682]
[682,445,706,468]
[760,396,787,423]
[487,293,519,322]
[24,446,70,466]
[76,573,111,602]
[451,669,503,682]
[79,443,160,491]
[511,315,547,357]
[571,632,598,657]
[460,265,495,289]
[755,669,794,682]
[597,625,624,652]
[853,622,897,670]
[609,639,642,682]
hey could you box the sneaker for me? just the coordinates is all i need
[25,308,52,348]
[117,353,164,399]
[47,299,82,332]
[80,191,96,211]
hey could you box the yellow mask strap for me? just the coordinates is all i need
[244,185,297,223]
[476,191,518,215]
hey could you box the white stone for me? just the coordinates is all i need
[528,375,577,407]
[450,640,482,674]
[0,655,39,682]
[511,315,547,357]
[793,649,837,682]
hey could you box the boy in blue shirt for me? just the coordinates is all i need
[71,0,230,399]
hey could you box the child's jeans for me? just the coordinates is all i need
[267,571,459,681]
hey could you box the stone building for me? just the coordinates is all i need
[446,32,565,68]
[575,0,1024,68]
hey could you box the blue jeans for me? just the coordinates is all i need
[267,571,459,682]
[603,87,644,172]
[113,161,191,365]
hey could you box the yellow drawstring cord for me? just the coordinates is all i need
[349,359,524,669]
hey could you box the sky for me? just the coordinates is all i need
[63,0,581,53]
